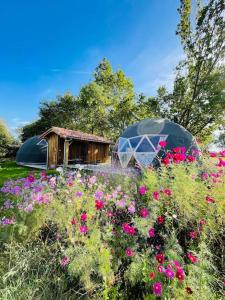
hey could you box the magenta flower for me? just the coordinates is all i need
[187,252,198,263]
[165,268,175,279]
[140,208,149,218]
[153,191,159,200]
[122,223,136,235]
[80,213,87,222]
[189,231,198,239]
[125,248,134,257]
[159,141,167,148]
[148,228,155,238]
[60,256,69,266]
[164,188,172,196]
[95,200,104,210]
[153,282,162,296]
[80,225,88,234]
[139,185,147,195]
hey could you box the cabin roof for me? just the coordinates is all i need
[40,127,113,144]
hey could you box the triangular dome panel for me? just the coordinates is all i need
[118,152,133,168]
[136,137,155,152]
[134,152,157,167]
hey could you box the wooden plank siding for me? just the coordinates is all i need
[48,133,59,168]
[46,134,110,168]
[87,142,109,163]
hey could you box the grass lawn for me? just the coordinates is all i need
[0,161,57,186]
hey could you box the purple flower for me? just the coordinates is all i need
[116,199,126,208]
[153,282,162,296]
[165,268,175,279]
[3,200,13,209]
[1,217,14,226]
[94,190,104,199]
[128,204,135,214]
[12,186,21,196]
[24,203,33,213]
[89,176,97,184]
[75,191,83,197]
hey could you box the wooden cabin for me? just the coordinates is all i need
[40,127,112,169]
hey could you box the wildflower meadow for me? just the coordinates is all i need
[0,147,225,299]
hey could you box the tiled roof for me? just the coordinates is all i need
[40,127,113,144]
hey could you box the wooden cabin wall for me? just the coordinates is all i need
[47,133,59,168]
[87,142,109,163]
[69,141,88,161]
[58,137,65,165]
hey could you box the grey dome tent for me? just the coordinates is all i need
[112,118,199,168]
[16,136,47,166]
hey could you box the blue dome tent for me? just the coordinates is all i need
[112,118,199,168]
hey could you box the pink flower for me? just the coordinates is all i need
[79,225,88,234]
[173,260,181,269]
[206,196,215,203]
[189,231,198,239]
[140,208,149,218]
[159,141,167,148]
[157,216,165,225]
[165,268,175,279]
[80,213,87,222]
[176,268,185,281]
[162,157,170,166]
[95,200,104,210]
[107,211,113,217]
[187,252,198,263]
[89,175,97,184]
[122,223,136,235]
[219,150,225,157]
[148,228,155,238]
[153,282,162,296]
[209,152,217,157]
[158,265,165,273]
[187,155,196,162]
[125,248,134,257]
[70,218,76,225]
[153,191,159,200]
[139,185,147,195]
[128,204,136,214]
[60,256,69,266]
[116,199,126,208]
[164,188,172,196]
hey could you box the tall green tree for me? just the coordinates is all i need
[21,93,79,141]
[0,119,15,158]
[157,0,225,138]
[77,58,137,140]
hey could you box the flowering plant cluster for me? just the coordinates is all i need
[0,149,224,299]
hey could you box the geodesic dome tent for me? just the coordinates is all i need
[16,136,47,166]
[112,118,198,168]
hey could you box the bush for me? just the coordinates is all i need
[0,149,224,299]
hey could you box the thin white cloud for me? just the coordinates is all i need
[128,47,184,95]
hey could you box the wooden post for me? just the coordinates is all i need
[63,140,69,168]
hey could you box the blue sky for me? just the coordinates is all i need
[0,0,183,135]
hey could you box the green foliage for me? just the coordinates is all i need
[157,0,225,139]
[0,120,16,159]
